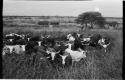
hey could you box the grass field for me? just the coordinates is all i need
[3,26,123,79]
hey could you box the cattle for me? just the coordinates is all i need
[4,45,16,53]
[98,37,111,52]
[5,33,15,37]
[4,33,24,45]
[42,35,55,48]
[25,41,38,54]
[13,34,22,41]
[45,43,72,67]
[2,46,10,55]
[12,45,25,54]
[29,36,41,42]
[88,34,103,49]
[73,36,83,50]
[67,34,75,42]
[3,45,25,55]
[65,43,87,63]
[46,48,57,61]
[57,50,72,66]
[54,53,72,67]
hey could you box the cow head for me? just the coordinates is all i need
[82,50,87,58]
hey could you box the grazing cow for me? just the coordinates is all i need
[90,34,101,42]
[54,53,72,67]
[5,33,15,37]
[46,48,59,61]
[5,45,16,53]
[58,50,72,66]
[42,35,55,47]
[25,41,38,54]
[29,36,41,42]
[2,46,10,55]
[3,45,25,54]
[89,34,102,48]
[4,33,24,45]
[98,37,110,52]
[13,34,22,41]
[12,45,24,54]
[67,34,75,42]
[73,36,83,50]
[65,43,87,63]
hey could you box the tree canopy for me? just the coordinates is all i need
[75,11,106,30]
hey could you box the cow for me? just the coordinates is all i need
[5,33,15,37]
[42,35,55,48]
[46,48,57,61]
[53,49,72,67]
[25,41,38,55]
[3,45,25,54]
[2,46,10,55]
[67,34,75,42]
[65,43,87,63]
[12,45,25,54]
[98,37,111,52]
[88,34,102,49]
[57,50,72,66]
[4,45,16,53]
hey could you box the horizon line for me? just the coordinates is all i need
[3,15,123,18]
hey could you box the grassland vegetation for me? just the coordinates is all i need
[3,26,122,79]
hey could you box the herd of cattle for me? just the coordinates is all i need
[2,32,111,67]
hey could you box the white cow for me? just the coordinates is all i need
[65,43,87,62]
[46,48,58,60]
[67,34,75,42]
[59,54,69,65]
[98,38,110,52]
[4,45,25,54]
[5,45,16,53]
[2,46,10,55]
[5,33,15,37]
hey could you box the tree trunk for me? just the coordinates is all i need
[85,23,87,31]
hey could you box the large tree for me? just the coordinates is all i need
[75,11,106,30]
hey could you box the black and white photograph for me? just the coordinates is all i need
[2,0,123,79]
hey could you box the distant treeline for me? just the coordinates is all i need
[3,16,122,24]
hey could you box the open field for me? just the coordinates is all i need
[3,27,123,79]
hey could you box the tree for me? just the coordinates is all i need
[75,11,106,30]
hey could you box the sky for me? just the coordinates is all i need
[3,0,123,17]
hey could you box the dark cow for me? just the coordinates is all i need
[25,41,38,55]
[89,34,102,48]
[53,50,72,68]
[42,35,55,48]
[98,36,111,52]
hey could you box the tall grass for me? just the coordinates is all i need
[3,28,123,79]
